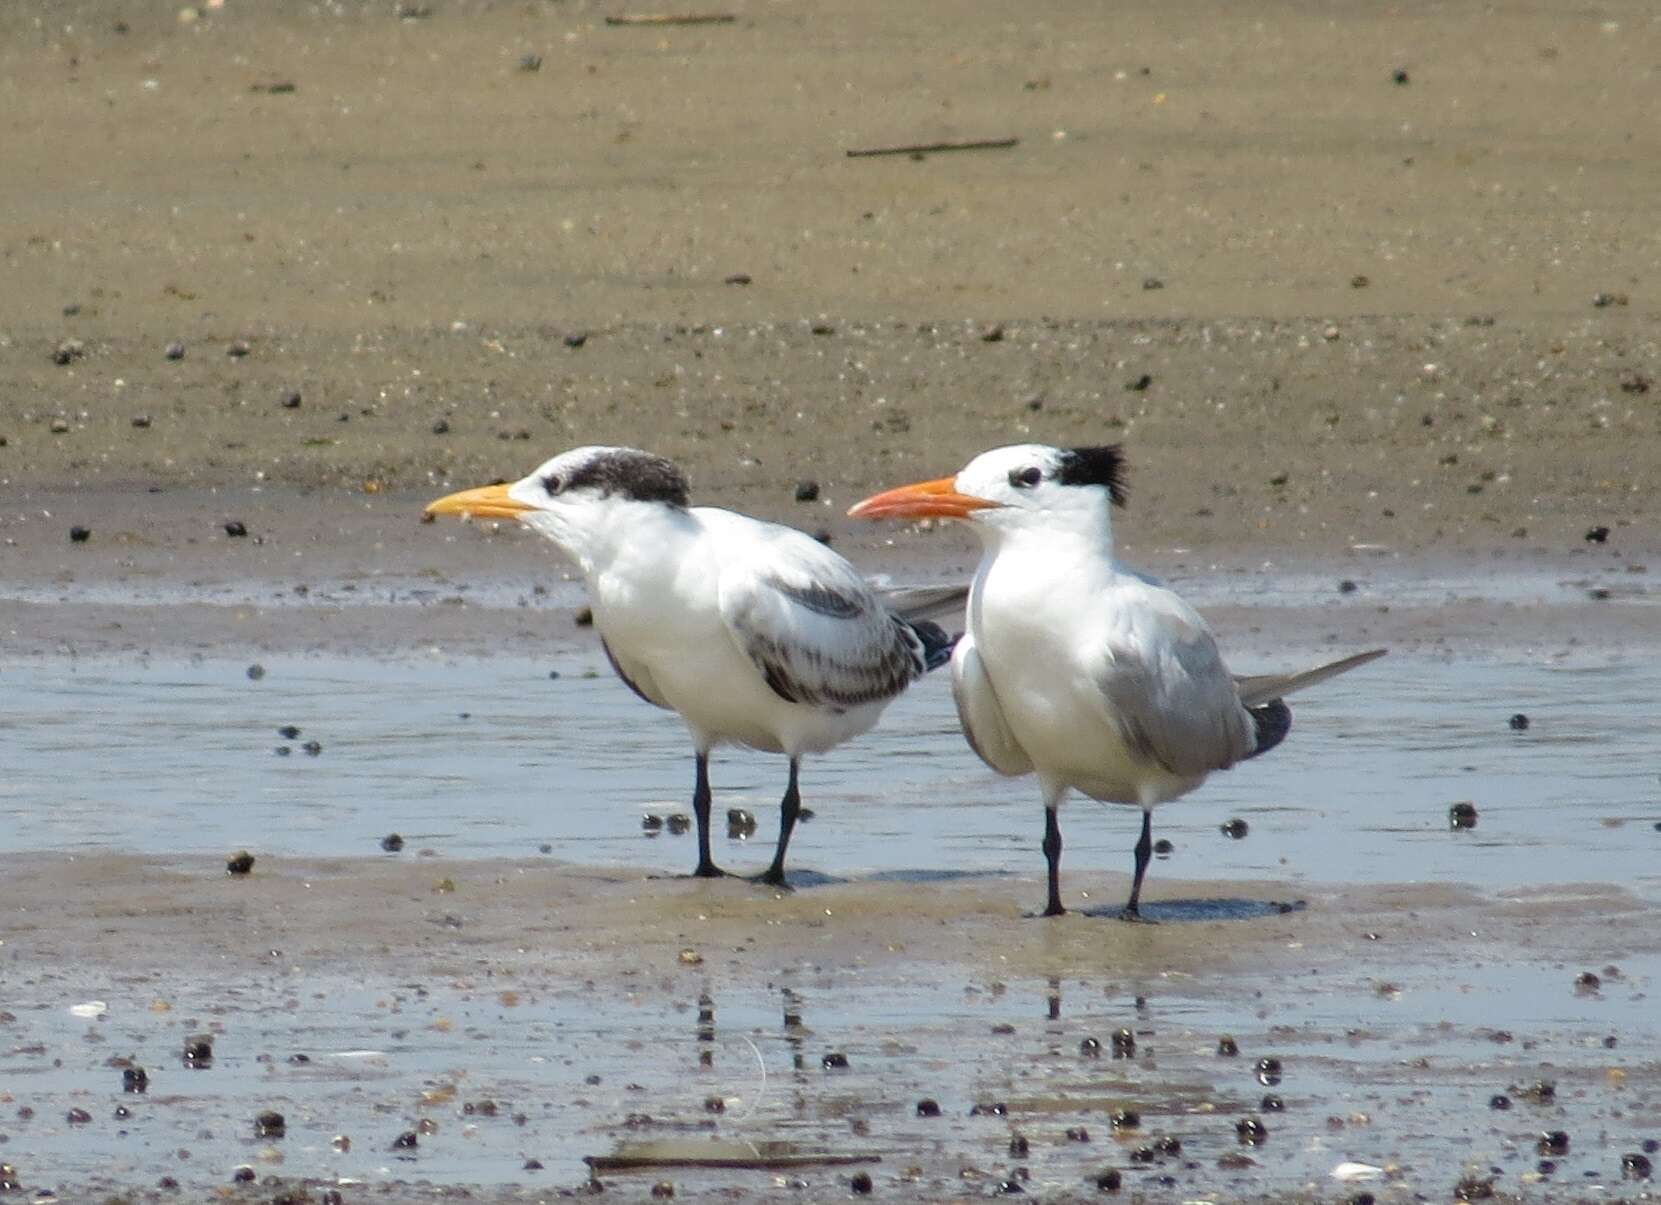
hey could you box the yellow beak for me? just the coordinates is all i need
[424,483,532,521]
[847,475,1001,521]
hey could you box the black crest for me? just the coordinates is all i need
[565,449,691,508]
[1056,445,1128,507]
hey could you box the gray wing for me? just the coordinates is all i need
[950,635,1033,777]
[719,541,926,711]
[1096,626,1256,777]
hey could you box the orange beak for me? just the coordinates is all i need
[847,475,1001,521]
[424,483,532,521]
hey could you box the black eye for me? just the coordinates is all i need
[541,473,563,495]
[1009,465,1043,489]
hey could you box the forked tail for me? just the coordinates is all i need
[1234,648,1388,709]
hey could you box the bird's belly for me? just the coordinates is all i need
[601,618,886,757]
[990,671,1201,806]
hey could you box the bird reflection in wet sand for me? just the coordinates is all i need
[427,446,962,889]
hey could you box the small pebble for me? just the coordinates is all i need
[183,1036,214,1066]
[164,341,186,360]
[1537,1130,1570,1156]
[850,1171,873,1195]
[1008,1134,1029,1157]
[1449,801,1479,830]
[1235,1116,1268,1144]
[1623,1153,1654,1180]
[1454,1178,1494,1201]
[431,418,451,435]
[247,663,266,680]
[915,1098,941,1117]
[1152,1136,1181,1156]
[822,1051,849,1069]
[1391,67,1410,84]
[381,833,405,852]
[302,740,322,756]
[224,520,248,538]
[969,1102,1006,1116]
[1142,277,1164,291]
[226,850,255,876]
[1221,818,1248,839]
[1338,579,1358,594]
[1110,1109,1140,1131]
[132,414,152,428]
[1094,1169,1122,1191]
[518,53,543,72]
[642,814,664,832]
[1218,1035,1239,1057]
[1065,1125,1090,1142]
[254,1110,286,1138]
[1260,1093,1284,1111]
[281,390,302,409]
[1585,525,1611,543]
[1255,1056,1283,1085]
[1110,1027,1135,1057]
[392,1130,419,1149]
[278,725,301,739]
[727,808,757,837]
[564,332,588,348]
[1152,838,1173,855]
[232,1166,256,1183]
[227,339,251,358]
[666,813,690,835]
[724,272,752,286]
[67,1107,93,1124]
[794,480,821,503]
[1126,373,1152,392]
[122,1067,148,1093]
[1508,713,1529,731]
[53,339,86,365]
[1575,971,1601,994]
[70,525,91,543]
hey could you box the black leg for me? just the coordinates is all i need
[691,752,725,878]
[1121,809,1153,921]
[753,758,801,889]
[1041,805,1065,917]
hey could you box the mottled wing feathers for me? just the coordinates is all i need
[718,531,927,711]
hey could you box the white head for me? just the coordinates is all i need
[849,443,1127,545]
[426,445,691,569]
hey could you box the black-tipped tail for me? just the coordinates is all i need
[1244,699,1292,761]
[909,619,960,673]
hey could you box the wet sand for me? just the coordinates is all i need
[3,0,1661,1199]
[4,853,1659,1202]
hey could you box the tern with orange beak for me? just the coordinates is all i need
[427,446,960,888]
[851,443,1384,920]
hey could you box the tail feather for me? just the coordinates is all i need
[1243,699,1292,761]
[1234,648,1387,709]
[908,619,959,673]
[876,582,969,626]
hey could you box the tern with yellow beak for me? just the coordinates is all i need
[851,443,1384,920]
[427,446,959,888]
